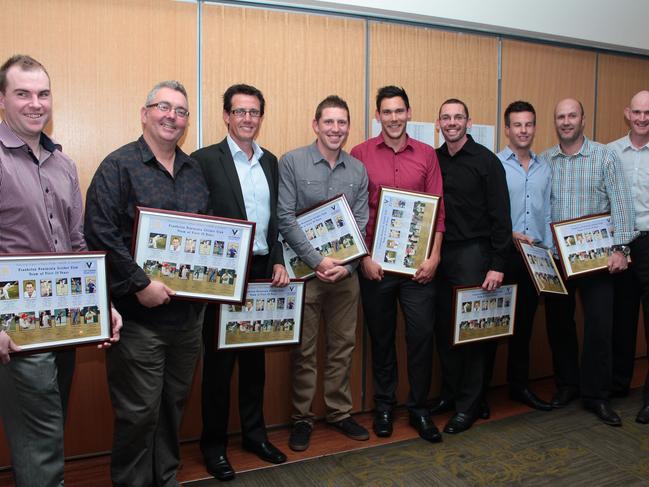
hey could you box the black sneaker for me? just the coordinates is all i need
[330,417,369,441]
[289,421,313,451]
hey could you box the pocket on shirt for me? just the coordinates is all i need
[299,179,327,202]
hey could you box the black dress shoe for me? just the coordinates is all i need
[409,414,442,443]
[551,388,579,408]
[478,400,490,420]
[205,455,235,481]
[241,440,287,464]
[510,387,553,411]
[443,412,476,434]
[636,404,649,424]
[373,410,393,437]
[430,398,454,416]
[586,401,622,427]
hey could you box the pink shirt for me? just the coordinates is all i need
[0,122,85,254]
[351,133,445,248]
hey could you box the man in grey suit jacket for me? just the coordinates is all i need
[191,84,289,481]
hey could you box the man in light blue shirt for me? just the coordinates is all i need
[496,101,553,411]
[609,90,649,424]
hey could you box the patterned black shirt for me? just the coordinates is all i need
[84,136,209,326]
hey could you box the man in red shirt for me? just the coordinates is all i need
[351,86,445,442]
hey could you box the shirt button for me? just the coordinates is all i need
[50,213,53,219]
[55,240,58,244]
[45,188,49,193]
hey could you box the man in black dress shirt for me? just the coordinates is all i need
[433,98,512,434]
[85,80,209,487]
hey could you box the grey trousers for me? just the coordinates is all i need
[0,349,75,487]
[107,316,202,487]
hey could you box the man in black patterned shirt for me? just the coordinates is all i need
[84,80,209,487]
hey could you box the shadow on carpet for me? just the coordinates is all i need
[185,390,649,486]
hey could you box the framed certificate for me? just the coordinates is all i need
[370,187,440,275]
[133,207,254,303]
[452,284,517,346]
[551,213,615,279]
[217,280,306,349]
[281,195,368,279]
[0,252,111,351]
[516,240,568,295]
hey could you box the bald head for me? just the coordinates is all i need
[554,98,585,146]
[625,90,649,142]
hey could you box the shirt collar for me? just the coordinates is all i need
[137,135,192,173]
[621,132,649,151]
[549,136,591,159]
[226,134,263,162]
[0,121,61,152]
[374,132,414,153]
[439,134,480,157]
[501,145,539,164]
[308,140,348,168]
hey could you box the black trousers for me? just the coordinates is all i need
[359,273,436,417]
[545,271,614,403]
[615,234,649,404]
[435,239,495,414]
[200,255,269,458]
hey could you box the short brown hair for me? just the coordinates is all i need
[0,55,49,93]
[315,95,350,122]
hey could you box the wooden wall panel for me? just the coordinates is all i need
[500,39,596,153]
[596,53,649,143]
[200,4,367,428]
[0,0,198,466]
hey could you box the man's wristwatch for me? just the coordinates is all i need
[612,245,631,257]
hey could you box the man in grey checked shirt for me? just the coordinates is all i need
[542,98,636,426]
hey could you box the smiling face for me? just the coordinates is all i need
[377,96,411,143]
[505,111,536,151]
[223,94,263,147]
[141,87,188,148]
[437,102,471,144]
[313,106,349,155]
[625,91,649,141]
[554,98,585,146]
[0,65,51,146]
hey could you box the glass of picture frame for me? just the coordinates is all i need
[217,280,306,349]
[0,252,111,351]
[370,186,440,276]
[516,240,568,295]
[281,194,368,279]
[133,207,254,303]
[452,284,518,346]
[551,213,614,279]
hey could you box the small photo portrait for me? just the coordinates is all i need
[56,278,69,296]
[324,219,335,231]
[584,232,593,243]
[340,234,354,248]
[23,280,37,299]
[0,314,16,333]
[592,229,602,240]
[276,297,286,310]
[178,264,191,280]
[320,242,333,256]
[575,233,584,244]
[199,239,212,255]
[305,228,317,241]
[497,297,504,308]
[255,299,265,311]
[287,297,296,310]
[229,304,243,312]
[219,269,235,285]
[85,276,97,294]
[390,218,402,228]
[564,235,576,246]
[70,277,82,295]
[600,228,609,239]
[315,222,327,236]
[244,299,254,312]
[397,199,407,209]
[148,233,167,250]
[69,307,81,326]
[17,311,36,330]
[214,240,225,256]
[266,298,276,310]
[82,306,100,324]
[184,238,196,254]
[489,298,497,310]
[206,267,219,282]
[462,301,472,313]
[226,243,238,258]
[389,229,401,239]
[472,301,480,311]
[40,279,53,297]
[334,214,345,228]
[386,239,399,249]
[384,250,397,264]
[192,265,206,281]
[160,262,177,277]
[54,308,69,326]
[39,310,53,328]
[169,235,183,252]
[481,300,489,311]
[392,209,404,218]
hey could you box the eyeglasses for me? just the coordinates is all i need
[231,108,262,119]
[439,114,467,123]
[146,102,189,118]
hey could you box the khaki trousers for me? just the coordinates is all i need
[291,272,359,424]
